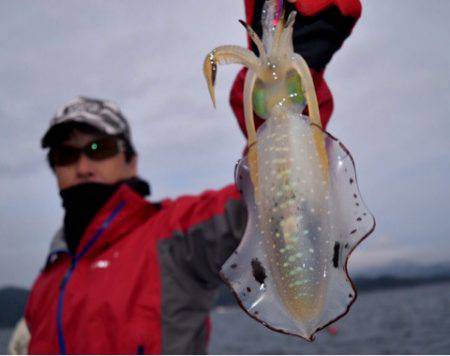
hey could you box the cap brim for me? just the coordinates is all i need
[41,120,107,148]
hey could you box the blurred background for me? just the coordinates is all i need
[0,0,449,354]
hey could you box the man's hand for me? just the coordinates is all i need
[8,318,30,355]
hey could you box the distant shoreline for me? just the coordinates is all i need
[1,275,450,328]
[214,274,450,306]
[352,274,450,292]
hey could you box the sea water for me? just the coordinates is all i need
[209,281,450,354]
[1,282,449,354]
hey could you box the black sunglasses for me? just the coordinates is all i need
[49,136,124,167]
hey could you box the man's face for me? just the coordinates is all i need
[53,129,137,190]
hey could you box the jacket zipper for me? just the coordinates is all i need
[57,201,125,354]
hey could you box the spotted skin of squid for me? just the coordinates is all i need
[203,0,375,341]
[255,108,330,322]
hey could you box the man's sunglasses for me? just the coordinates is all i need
[49,136,124,167]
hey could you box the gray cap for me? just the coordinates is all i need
[41,96,133,148]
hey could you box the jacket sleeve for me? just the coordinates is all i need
[163,184,246,289]
[154,186,245,353]
[230,0,362,133]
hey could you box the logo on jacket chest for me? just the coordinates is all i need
[90,251,120,270]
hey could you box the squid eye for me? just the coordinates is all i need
[253,79,269,119]
[286,70,305,106]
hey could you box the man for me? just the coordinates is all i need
[21,96,247,354]
[9,0,361,354]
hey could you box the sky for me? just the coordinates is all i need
[0,0,449,288]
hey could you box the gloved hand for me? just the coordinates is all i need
[8,318,30,355]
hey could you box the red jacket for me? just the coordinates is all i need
[25,1,361,354]
[26,184,244,354]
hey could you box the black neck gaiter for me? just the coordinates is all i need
[60,177,150,254]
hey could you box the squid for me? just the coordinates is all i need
[203,0,375,340]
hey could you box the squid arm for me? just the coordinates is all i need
[203,42,262,191]
[292,53,329,181]
[243,69,260,192]
[291,53,321,128]
[239,20,266,60]
[279,11,296,56]
[203,45,259,107]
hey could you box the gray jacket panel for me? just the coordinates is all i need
[158,199,246,354]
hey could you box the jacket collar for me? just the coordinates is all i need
[45,228,69,267]
[45,184,158,268]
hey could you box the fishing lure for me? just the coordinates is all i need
[203,0,375,340]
